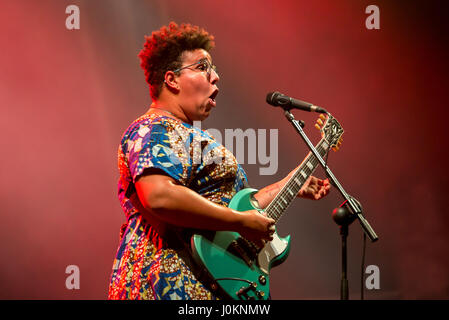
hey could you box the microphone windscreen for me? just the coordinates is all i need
[266,92,280,105]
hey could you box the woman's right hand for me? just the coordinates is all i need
[235,210,275,248]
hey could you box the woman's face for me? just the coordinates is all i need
[175,49,220,122]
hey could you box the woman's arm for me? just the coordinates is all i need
[134,173,275,244]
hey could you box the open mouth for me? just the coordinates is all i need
[209,89,219,104]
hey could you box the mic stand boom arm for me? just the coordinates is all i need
[284,110,378,242]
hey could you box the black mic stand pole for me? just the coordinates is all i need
[332,203,356,299]
[282,109,378,299]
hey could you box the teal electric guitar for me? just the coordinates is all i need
[191,113,344,300]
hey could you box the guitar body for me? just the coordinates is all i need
[191,188,291,300]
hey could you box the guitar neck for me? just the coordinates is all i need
[266,138,330,222]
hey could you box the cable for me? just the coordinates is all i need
[361,231,367,300]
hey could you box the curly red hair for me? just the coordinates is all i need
[138,22,215,100]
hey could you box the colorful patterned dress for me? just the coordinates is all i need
[108,113,248,300]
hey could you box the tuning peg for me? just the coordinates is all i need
[317,118,323,126]
[315,124,321,130]
[319,114,326,121]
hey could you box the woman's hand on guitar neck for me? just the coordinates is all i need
[298,176,331,200]
[252,174,331,209]
[283,165,331,200]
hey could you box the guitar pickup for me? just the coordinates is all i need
[229,240,253,267]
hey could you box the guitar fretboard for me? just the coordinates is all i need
[266,138,329,222]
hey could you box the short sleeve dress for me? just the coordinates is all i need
[108,113,248,300]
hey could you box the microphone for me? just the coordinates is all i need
[266,91,327,113]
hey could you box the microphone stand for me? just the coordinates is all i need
[282,109,378,299]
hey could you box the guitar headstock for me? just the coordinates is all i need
[315,113,344,151]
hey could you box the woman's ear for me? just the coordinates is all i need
[163,71,180,92]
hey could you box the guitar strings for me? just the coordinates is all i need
[267,143,324,220]
[266,141,327,222]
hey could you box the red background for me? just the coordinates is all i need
[0,0,448,299]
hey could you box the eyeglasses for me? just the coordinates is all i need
[173,58,218,79]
